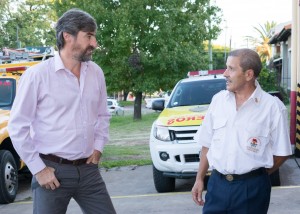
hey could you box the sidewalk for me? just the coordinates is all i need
[0,157,300,214]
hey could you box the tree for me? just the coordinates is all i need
[54,0,222,120]
[204,43,229,69]
[245,21,277,62]
[0,0,56,48]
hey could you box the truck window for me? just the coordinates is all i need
[0,79,15,107]
[169,79,226,107]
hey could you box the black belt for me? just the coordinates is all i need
[40,153,88,166]
[213,168,266,182]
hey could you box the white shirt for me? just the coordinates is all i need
[196,81,292,174]
[8,54,111,175]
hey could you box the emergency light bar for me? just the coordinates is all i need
[0,66,27,73]
[187,69,225,77]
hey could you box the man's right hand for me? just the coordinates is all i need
[192,179,205,206]
[35,167,60,190]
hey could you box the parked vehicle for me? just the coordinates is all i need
[107,98,124,116]
[149,70,226,192]
[149,69,281,193]
[0,49,53,204]
[0,63,34,204]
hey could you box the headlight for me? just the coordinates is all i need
[153,125,171,141]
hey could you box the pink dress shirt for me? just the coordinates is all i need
[8,54,111,175]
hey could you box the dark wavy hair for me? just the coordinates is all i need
[55,8,97,50]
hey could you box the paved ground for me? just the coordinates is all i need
[1,157,300,214]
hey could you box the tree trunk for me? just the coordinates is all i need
[123,91,129,101]
[133,91,142,120]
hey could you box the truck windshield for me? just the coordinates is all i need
[168,78,226,107]
[0,79,15,108]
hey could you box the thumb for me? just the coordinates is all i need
[48,167,55,172]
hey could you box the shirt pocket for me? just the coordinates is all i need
[242,123,270,156]
[211,118,227,145]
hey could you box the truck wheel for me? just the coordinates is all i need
[0,150,18,204]
[269,169,280,186]
[153,165,175,192]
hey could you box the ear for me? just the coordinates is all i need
[245,69,255,81]
[63,32,72,43]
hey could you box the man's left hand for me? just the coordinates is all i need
[87,150,102,164]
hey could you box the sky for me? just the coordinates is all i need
[213,0,292,49]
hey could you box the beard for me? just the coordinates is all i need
[73,45,95,62]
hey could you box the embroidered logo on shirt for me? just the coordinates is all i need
[246,137,260,153]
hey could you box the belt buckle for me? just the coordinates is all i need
[225,174,234,181]
[72,160,79,165]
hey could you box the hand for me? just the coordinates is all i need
[192,179,205,206]
[35,167,60,190]
[86,150,102,164]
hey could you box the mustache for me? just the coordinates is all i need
[86,46,95,52]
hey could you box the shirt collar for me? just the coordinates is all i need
[225,80,263,104]
[54,53,89,74]
[249,80,263,104]
[54,53,65,72]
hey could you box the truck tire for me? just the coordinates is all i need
[153,165,175,192]
[269,169,280,186]
[0,150,18,204]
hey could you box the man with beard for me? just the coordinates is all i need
[8,9,116,214]
[192,48,292,214]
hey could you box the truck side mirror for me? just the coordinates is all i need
[152,99,165,111]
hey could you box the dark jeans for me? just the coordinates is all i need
[32,159,116,214]
[203,170,271,214]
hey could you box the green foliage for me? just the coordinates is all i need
[257,63,289,104]
[0,0,57,48]
[212,45,229,69]
[258,64,278,92]
[245,21,277,62]
[53,0,222,95]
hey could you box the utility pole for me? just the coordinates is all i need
[16,25,21,49]
[208,0,214,70]
[209,40,213,70]
[224,20,228,64]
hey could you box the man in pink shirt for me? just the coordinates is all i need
[8,8,116,214]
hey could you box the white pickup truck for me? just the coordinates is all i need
[149,69,281,192]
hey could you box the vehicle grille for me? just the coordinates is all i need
[175,154,200,163]
[185,154,200,162]
[169,126,198,144]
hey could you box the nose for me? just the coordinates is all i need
[90,37,98,48]
[223,69,229,77]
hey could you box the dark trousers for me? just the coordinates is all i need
[32,159,116,214]
[203,170,271,214]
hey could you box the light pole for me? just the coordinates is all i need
[16,25,21,49]
[224,20,228,64]
[208,0,216,70]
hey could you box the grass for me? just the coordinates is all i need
[100,112,160,169]
[100,145,152,168]
[109,112,159,131]
[119,100,134,106]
